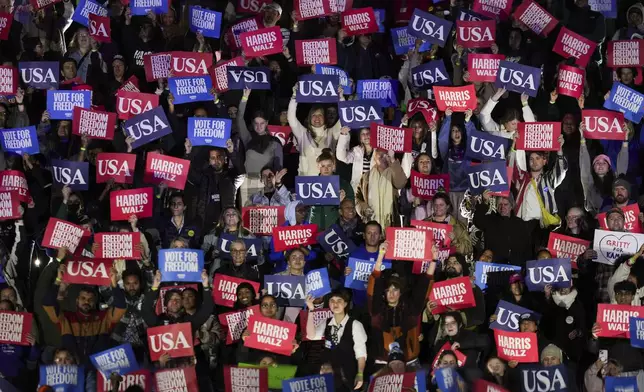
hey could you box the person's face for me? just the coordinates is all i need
[542,355,561,367]
[123,275,140,297]
[340,200,356,220]
[566,209,583,230]
[529,153,546,172]
[487,358,505,375]
[364,225,381,247]
[450,126,462,145]
[475,96,484,115]
[231,243,246,266]
[162,11,175,26]
[260,297,278,318]
[310,109,325,128]
[537,250,552,260]
[444,316,459,336]
[389,360,405,373]
[75,29,90,48]
[480,250,494,262]
[326,107,338,126]
[76,291,96,314]
[209,150,225,171]
[34,42,44,56]
[615,290,634,305]
[0,0,11,13]
[417,155,432,175]
[237,288,253,306]
[497,198,512,217]
[259,356,275,367]
[557,287,571,296]
[562,114,576,135]
[520,320,537,333]
[62,62,77,79]
[358,34,371,46]
[445,257,463,278]
[359,128,370,145]
[574,0,589,7]
[295,205,309,223]
[288,250,305,271]
[261,169,275,190]
[509,30,522,49]
[629,10,643,27]
[0,105,6,128]
[504,119,519,132]
[0,288,16,304]
[224,209,239,228]
[166,293,182,314]
[0,302,11,311]
[279,111,288,125]
[433,198,448,217]
[263,8,280,25]
[170,197,185,216]
[385,285,401,306]
[439,354,457,368]
[54,351,75,365]
[607,213,625,231]
[182,290,197,311]
[329,296,347,314]
[112,60,125,78]
[593,159,609,176]
[510,282,523,296]
[58,121,71,137]
[603,362,621,377]
[318,159,335,176]
[253,116,268,135]
[194,108,208,118]
[228,106,238,119]
[613,186,628,204]
[411,121,425,139]
[140,24,153,40]
[171,239,187,248]
[620,68,635,84]
[269,60,281,73]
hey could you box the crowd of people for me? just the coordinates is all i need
[0,0,644,391]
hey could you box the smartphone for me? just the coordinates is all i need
[599,350,608,363]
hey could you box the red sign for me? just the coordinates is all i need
[210,57,245,93]
[547,233,589,267]
[473,0,512,19]
[0,170,29,203]
[236,0,271,14]
[0,66,17,96]
[240,26,283,58]
[244,315,297,356]
[299,308,333,342]
[98,369,151,392]
[433,85,477,112]
[155,366,197,392]
[517,122,561,151]
[468,54,505,83]
[272,224,318,252]
[456,20,496,48]
[411,220,452,249]
[72,107,116,140]
[94,232,141,260]
[242,206,286,235]
[607,40,644,68]
[557,64,584,99]
[494,330,539,362]
[582,110,625,141]
[384,227,433,261]
[155,284,198,315]
[428,276,476,314]
[96,153,136,184]
[0,311,33,346]
[370,123,413,153]
[553,27,597,68]
[431,342,466,369]
[407,98,438,124]
[143,52,171,82]
[0,13,12,40]
[29,0,62,9]
[473,380,510,392]
[170,51,212,77]
[223,366,269,392]
[63,259,113,286]
[118,75,140,94]
[0,191,21,221]
[368,373,416,392]
[597,204,643,233]
[147,322,194,361]
[513,0,558,37]
[294,0,332,20]
[268,125,292,146]
[226,16,261,51]
[109,187,153,221]
[213,275,261,308]
[89,14,110,43]
[596,304,641,339]
[116,90,158,120]
[144,153,189,190]
[219,305,260,344]
[341,7,379,36]
[410,171,450,200]
[42,218,86,254]
[295,38,337,66]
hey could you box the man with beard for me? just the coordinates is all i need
[600,178,638,212]
[248,166,291,207]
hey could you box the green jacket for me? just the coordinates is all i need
[309,178,354,231]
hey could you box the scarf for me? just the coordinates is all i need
[309,125,328,147]
[553,289,577,310]
[368,167,395,229]
[248,134,277,154]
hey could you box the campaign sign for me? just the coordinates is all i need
[0,311,32,345]
[96,153,136,184]
[72,107,116,140]
[390,27,431,55]
[272,224,318,252]
[51,160,89,191]
[407,98,438,124]
[123,106,172,149]
[305,268,331,298]
[90,344,138,378]
[40,365,84,392]
[519,365,569,392]
[240,26,283,57]
[0,12,13,41]
[557,64,585,99]
[97,369,151,392]
[144,153,189,190]
[410,172,449,200]
[345,257,391,290]
[71,0,107,27]
[242,206,285,235]
[456,20,495,48]
[218,234,262,262]
[143,52,171,82]
[47,90,91,120]
[428,276,476,314]
[236,0,271,14]
[525,258,572,291]
[147,323,194,361]
[159,249,203,282]
[495,61,541,97]
[170,52,212,77]
[342,7,378,36]
[435,367,463,392]
[384,227,432,261]
[547,233,589,265]
[473,380,509,392]
[433,85,477,112]
[0,191,21,221]
[512,0,558,37]
[224,366,268,391]
[226,66,270,90]
[407,8,453,47]
[370,123,412,153]
[581,109,625,140]
[553,27,597,68]
[295,176,340,206]
[466,160,509,195]
[95,232,141,260]
[317,224,356,259]
[63,259,112,286]
[213,275,261,308]
[19,61,58,89]
[604,82,644,124]
[630,317,644,348]
[155,367,198,392]
[598,204,643,234]
[228,17,260,50]
[296,38,337,66]
[130,0,167,15]
[368,373,416,392]
[466,129,508,161]
[494,330,538,362]
[467,54,505,83]
[110,188,154,221]
[410,60,450,89]
[473,0,512,19]
[219,305,259,344]
[0,126,39,155]
[412,220,452,249]
[517,122,561,151]
[89,13,110,43]
[607,40,644,68]
[119,75,140,94]
[42,218,86,254]
[589,0,617,18]
[283,374,333,392]
[596,304,641,339]
[592,229,644,265]
[188,6,222,38]
[168,76,213,104]
[357,79,397,108]
[474,262,521,291]
[604,376,637,392]
[294,0,332,20]
[490,300,541,332]
[0,170,30,203]
[187,117,231,148]
[116,90,159,120]
[431,342,467,370]
[245,315,297,356]
[264,275,306,307]
[299,308,333,342]
[315,65,352,94]
[297,74,339,104]
[338,100,382,129]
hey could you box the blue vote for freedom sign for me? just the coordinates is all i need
[39,365,84,392]
[465,160,509,194]
[19,61,59,89]
[390,27,431,55]
[47,90,91,120]
[227,66,271,90]
[357,79,398,108]
[189,6,222,38]
[603,376,637,392]
[71,0,107,27]
[158,249,204,282]
[130,0,168,15]
[630,317,644,348]
[0,126,39,155]
[123,106,172,150]
[345,257,391,291]
[168,76,213,104]
[490,300,542,332]
[295,176,340,206]
[603,82,644,124]
[51,160,90,191]
[283,374,334,392]
[89,343,139,378]
[305,268,331,298]
[474,262,521,291]
[314,65,353,95]
[296,74,340,103]
[338,100,382,129]
[187,117,231,147]
[525,258,572,291]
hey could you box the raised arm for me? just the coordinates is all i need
[237,90,253,147]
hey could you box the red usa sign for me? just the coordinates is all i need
[407,98,438,124]
[0,12,13,40]
[342,7,379,36]
[370,123,413,153]
[96,153,136,184]
[607,40,644,68]
[242,206,286,235]
[116,90,158,120]
[42,218,86,254]
[428,276,476,314]
[268,125,292,146]
[553,27,597,68]
[240,26,283,57]
[597,204,643,234]
[89,14,110,43]
[456,20,496,48]
[63,259,113,286]
[147,322,194,361]
[143,52,171,82]
[72,107,116,140]
[581,109,625,141]
[143,153,189,190]
[210,57,245,93]
[468,54,505,83]
[94,232,141,260]
[109,187,153,221]
[170,51,212,77]
[273,224,318,252]
[236,0,271,14]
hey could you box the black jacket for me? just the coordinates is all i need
[473,202,534,264]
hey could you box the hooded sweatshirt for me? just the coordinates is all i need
[612,4,644,40]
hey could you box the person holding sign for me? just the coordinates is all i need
[607,244,644,306]
[424,193,472,256]
[336,126,375,194]
[0,300,38,389]
[429,312,490,370]
[401,153,440,222]
[308,150,354,230]
[268,201,317,273]
[66,27,108,83]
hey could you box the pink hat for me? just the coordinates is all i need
[509,273,524,284]
[593,154,612,168]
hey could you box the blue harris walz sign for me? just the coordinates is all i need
[295,176,340,206]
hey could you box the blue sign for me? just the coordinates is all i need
[338,100,382,129]
[589,0,617,18]
[415,370,427,392]
[490,300,541,332]
[71,0,107,27]
[407,9,453,47]
[474,262,521,291]
[89,344,139,378]
[317,224,356,260]
[123,106,172,149]
[218,233,262,262]
[158,249,204,282]
[188,6,222,38]
[315,65,352,95]
[465,129,509,162]
[0,126,39,155]
[605,376,637,392]
[390,27,431,55]
[495,60,541,98]
[283,374,334,392]
[306,268,331,298]
[345,257,391,291]
[39,365,84,392]
[264,275,306,307]
[374,9,385,33]
[51,160,89,191]
[47,90,91,120]
[130,0,168,15]
[19,61,59,89]
[295,176,340,206]
[525,258,572,291]
[296,74,340,103]
[410,60,450,89]
[457,9,490,21]
[168,76,213,104]
[465,160,509,195]
[520,365,569,392]
[631,317,644,348]
[227,66,271,90]
[435,367,462,392]
[604,82,644,124]
[357,79,398,108]
[187,117,231,148]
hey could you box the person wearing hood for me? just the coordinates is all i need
[612,3,644,40]
[216,239,261,283]
[607,245,644,305]
[268,201,317,273]
[543,283,586,362]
